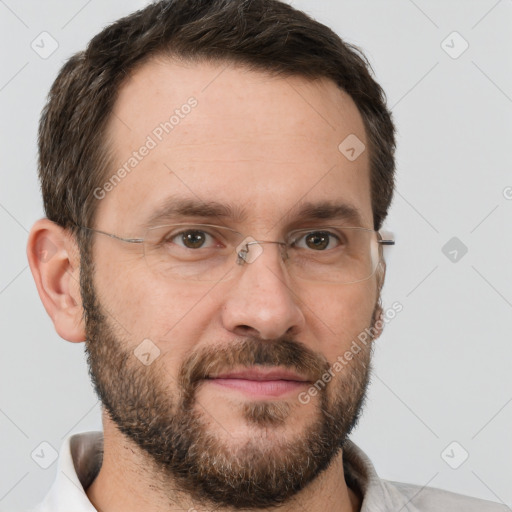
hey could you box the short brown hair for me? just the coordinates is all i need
[38,0,396,241]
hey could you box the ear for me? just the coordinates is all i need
[371,260,387,340]
[27,218,86,342]
[371,299,384,340]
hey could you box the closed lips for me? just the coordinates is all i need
[208,368,311,382]
[204,367,312,398]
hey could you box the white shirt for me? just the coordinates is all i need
[30,431,508,511]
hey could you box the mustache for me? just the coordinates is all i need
[178,337,330,399]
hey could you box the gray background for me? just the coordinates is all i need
[1,0,511,510]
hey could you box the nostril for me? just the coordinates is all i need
[233,325,260,337]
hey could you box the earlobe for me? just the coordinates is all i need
[371,300,384,340]
[371,260,387,340]
[27,218,86,343]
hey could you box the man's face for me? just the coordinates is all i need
[83,58,380,508]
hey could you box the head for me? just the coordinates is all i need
[28,0,396,509]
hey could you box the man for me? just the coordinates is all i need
[26,0,506,511]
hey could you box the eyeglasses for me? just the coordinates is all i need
[77,223,395,284]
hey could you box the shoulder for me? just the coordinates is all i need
[383,479,509,512]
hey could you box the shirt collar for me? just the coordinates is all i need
[31,431,102,512]
[342,439,421,511]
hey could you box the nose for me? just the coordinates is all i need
[220,242,306,340]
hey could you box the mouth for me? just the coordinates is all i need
[204,367,312,398]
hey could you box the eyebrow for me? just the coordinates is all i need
[142,197,365,230]
[143,197,249,228]
[291,201,365,227]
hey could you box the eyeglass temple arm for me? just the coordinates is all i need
[378,239,395,245]
[77,225,144,244]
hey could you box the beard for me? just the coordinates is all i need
[80,251,376,509]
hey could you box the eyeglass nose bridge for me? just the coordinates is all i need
[236,239,289,265]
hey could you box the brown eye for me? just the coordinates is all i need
[181,230,207,248]
[169,230,214,249]
[305,232,330,250]
[293,231,340,251]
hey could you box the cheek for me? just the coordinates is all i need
[92,245,213,348]
[298,278,377,359]
[93,269,218,383]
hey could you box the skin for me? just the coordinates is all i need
[27,57,385,512]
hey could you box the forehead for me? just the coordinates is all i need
[98,57,372,231]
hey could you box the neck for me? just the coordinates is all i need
[86,415,362,512]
